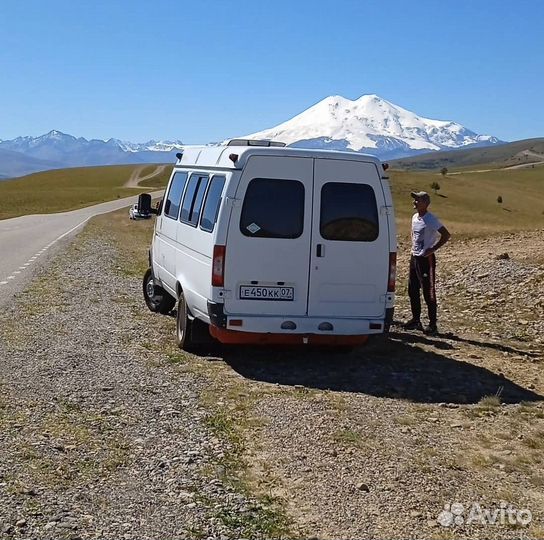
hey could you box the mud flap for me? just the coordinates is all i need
[384,307,395,333]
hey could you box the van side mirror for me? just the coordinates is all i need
[137,193,161,216]
[137,193,155,216]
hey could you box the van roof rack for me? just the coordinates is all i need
[227,139,286,147]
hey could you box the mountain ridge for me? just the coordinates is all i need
[0,130,184,178]
[0,95,507,178]
[0,148,64,179]
[240,94,503,159]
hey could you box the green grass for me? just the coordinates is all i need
[389,166,544,237]
[202,405,291,538]
[3,159,544,240]
[0,164,168,220]
[213,496,291,539]
[8,405,131,490]
[333,428,363,446]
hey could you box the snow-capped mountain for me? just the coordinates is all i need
[0,130,183,157]
[0,131,184,178]
[240,94,503,159]
[111,138,184,153]
[0,96,504,179]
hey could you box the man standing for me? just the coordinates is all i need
[404,191,451,335]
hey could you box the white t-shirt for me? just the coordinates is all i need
[411,211,443,256]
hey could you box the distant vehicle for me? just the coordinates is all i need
[129,202,152,220]
[140,140,397,351]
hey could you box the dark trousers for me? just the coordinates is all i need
[408,254,437,325]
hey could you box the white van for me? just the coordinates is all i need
[141,140,397,350]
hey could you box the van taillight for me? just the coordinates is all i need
[388,252,397,292]
[212,245,226,287]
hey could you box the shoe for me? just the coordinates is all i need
[424,324,439,336]
[403,319,423,331]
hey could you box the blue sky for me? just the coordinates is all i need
[0,0,542,143]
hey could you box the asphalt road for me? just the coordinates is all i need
[0,191,163,307]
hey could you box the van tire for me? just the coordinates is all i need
[176,290,194,351]
[143,268,176,314]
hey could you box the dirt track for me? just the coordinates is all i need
[124,165,167,188]
[504,150,544,170]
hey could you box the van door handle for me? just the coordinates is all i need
[316,244,324,257]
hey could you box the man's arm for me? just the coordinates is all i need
[425,226,450,256]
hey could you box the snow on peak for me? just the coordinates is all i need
[239,94,500,156]
[39,130,73,140]
[114,139,184,152]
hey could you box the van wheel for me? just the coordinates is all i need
[176,290,194,351]
[143,268,176,314]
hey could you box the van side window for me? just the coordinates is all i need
[240,178,304,239]
[180,174,209,227]
[200,175,226,233]
[320,183,379,241]
[164,172,188,219]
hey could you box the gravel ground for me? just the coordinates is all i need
[216,230,544,539]
[0,227,283,540]
[1,216,543,540]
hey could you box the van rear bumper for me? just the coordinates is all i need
[209,326,370,346]
[207,302,386,343]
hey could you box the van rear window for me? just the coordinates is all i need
[164,172,188,219]
[240,178,304,239]
[320,182,379,241]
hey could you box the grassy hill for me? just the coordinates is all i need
[1,161,543,240]
[391,166,544,238]
[0,164,171,220]
[391,138,544,171]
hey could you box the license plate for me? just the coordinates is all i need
[239,285,294,301]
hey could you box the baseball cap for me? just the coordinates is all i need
[411,191,431,204]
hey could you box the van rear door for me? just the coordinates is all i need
[223,155,313,316]
[308,158,389,318]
